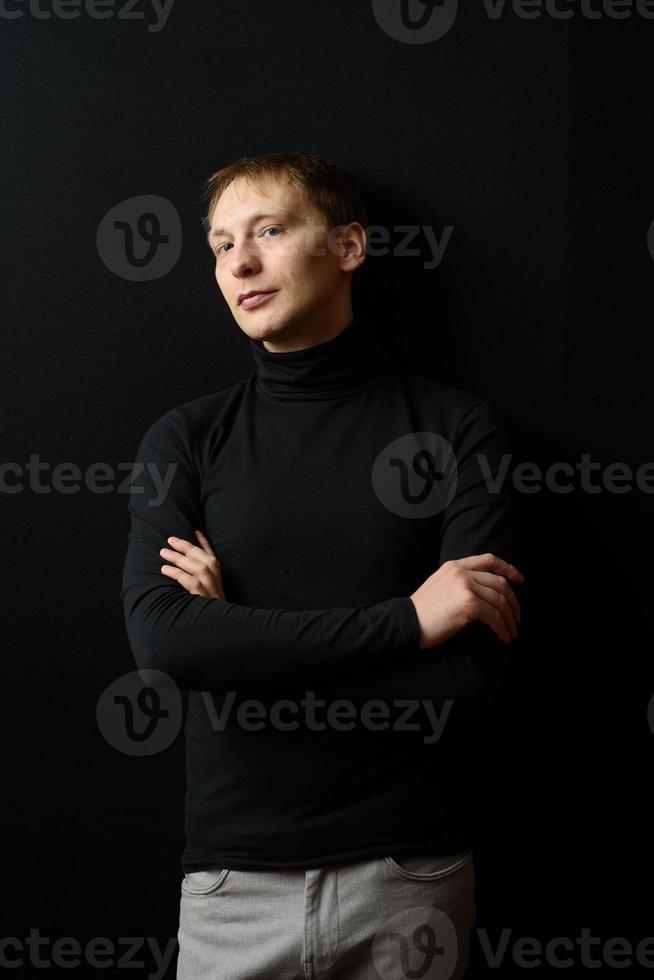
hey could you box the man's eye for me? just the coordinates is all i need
[215,227,282,257]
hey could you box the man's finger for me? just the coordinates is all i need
[194,529,219,559]
[455,553,524,583]
[160,547,205,575]
[167,535,194,552]
[165,536,215,568]
[469,581,517,640]
[160,565,196,592]
[467,570,521,623]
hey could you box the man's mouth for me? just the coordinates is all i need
[238,290,278,309]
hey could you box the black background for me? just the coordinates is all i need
[2,1,653,976]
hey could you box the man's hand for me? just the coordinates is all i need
[410,553,524,649]
[159,530,225,600]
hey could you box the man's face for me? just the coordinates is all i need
[206,176,364,349]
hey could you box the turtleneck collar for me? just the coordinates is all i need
[248,315,392,401]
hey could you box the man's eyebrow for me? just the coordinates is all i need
[207,210,294,243]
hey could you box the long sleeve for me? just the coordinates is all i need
[429,398,522,713]
[341,397,522,718]
[120,411,419,692]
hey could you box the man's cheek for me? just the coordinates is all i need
[301,229,329,259]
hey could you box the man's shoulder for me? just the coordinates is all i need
[168,376,252,421]
[398,363,498,426]
[136,376,252,449]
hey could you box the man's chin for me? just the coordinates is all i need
[236,313,291,342]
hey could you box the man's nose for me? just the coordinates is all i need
[229,243,261,278]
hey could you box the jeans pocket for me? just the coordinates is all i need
[181,868,231,896]
[384,850,472,881]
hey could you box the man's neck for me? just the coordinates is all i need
[260,309,355,354]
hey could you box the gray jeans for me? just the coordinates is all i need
[176,849,476,979]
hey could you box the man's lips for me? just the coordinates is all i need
[239,290,278,309]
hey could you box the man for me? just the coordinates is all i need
[121,151,524,979]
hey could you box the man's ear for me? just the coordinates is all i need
[339,222,367,273]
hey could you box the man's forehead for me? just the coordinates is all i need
[207,179,311,237]
[215,181,298,215]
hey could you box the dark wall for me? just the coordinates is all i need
[3,2,652,976]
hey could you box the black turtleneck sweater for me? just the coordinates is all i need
[120,315,520,872]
